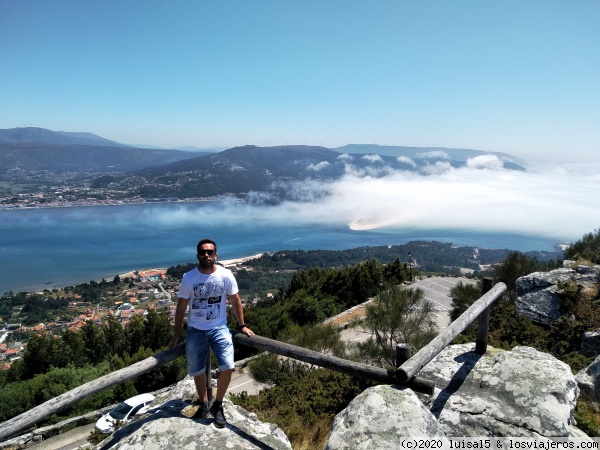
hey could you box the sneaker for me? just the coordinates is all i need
[210,402,227,428]
[191,402,209,419]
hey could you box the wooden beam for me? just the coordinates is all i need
[0,344,185,442]
[396,282,506,383]
[231,331,435,394]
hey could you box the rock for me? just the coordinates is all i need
[580,330,600,357]
[576,355,600,404]
[327,344,587,444]
[93,376,292,450]
[515,266,600,326]
[325,385,447,450]
[515,286,564,326]
[418,345,580,437]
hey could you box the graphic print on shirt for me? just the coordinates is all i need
[190,281,225,322]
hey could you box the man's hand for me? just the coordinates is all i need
[169,336,180,349]
[239,326,254,337]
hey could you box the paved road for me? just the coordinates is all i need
[28,423,95,450]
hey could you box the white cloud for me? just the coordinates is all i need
[361,154,384,163]
[337,153,352,160]
[396,156,416,167]
[149,162,600,245]
[307,161,331,171]
[466,154,504,170]
[422,161,453,175]
[416,150,449,159]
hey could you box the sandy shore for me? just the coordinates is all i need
[117,253,266,279]
[219,253,265,267]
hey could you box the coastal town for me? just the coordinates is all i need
[0,166,222,210]
[0,255,266,373]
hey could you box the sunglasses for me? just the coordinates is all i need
[198,249,215,255]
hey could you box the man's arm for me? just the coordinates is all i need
[169,297,189,348]
[228,293,254,336]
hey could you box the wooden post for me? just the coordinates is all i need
[396,344,412,368]
[396,282,506,383]
[475,278,494,354]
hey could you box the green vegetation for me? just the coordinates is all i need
[564,229,600,264]
[0,311,186,423]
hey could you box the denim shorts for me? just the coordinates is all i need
[185,324,235,376]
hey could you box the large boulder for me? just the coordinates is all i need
[416,344,580,437]
[515,266,600,326]
[325,385,447,450]
[326,344,588,447]
[93,376,292,450]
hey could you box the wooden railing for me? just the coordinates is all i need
[0,278,506,443]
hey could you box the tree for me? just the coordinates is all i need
[142,310,173,351]
[450,280,482,321]
[125,314,146,355]
[103,315,127,357]
[494,251,540,298]
[62,328,88,367]
[564,229,600,264]
[355,285,438,368]
[81,320,108,364]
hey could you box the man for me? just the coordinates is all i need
[170,238,254,428]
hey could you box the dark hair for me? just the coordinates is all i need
[197,239,217,253]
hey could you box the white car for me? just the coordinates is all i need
[95,393,155,434]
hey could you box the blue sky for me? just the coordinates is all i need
[1,1,598,163]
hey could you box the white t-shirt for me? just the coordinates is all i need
[177,264,239,330]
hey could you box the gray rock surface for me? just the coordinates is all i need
[580,330,600,357]
[576,355,600,404]
[325,385,447,450]
[515,266,600,326]
[417,344,579,437]
[326,344,587,447]
[93,376,291,450]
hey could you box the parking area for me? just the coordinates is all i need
[411,276,477,328]
[339,276,477,344]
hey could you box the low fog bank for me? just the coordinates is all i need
[162,155,598,244]
[11,155,593,246]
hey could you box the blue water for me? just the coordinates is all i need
[0,202,561,294]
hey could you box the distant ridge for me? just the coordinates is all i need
[0,127,125,147]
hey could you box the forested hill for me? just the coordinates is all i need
[240,241,562,274]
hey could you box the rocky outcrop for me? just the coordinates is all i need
[326,344,588,448]
[576,355,600,404]
[515,265,600,326]
[326,385,448,449]
[580,330,600,357]
[93,376,292,450]
[91,345,591,449]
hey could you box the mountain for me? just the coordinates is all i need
[136,143,525,199]
[0,127,125,147]
[139,144,458,200]
[0,128,198,173]
[0,127,527,201]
